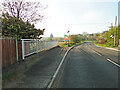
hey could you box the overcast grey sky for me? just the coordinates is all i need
[35,0,118,37]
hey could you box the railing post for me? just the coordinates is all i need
[22,40,25,60]
[36,39,38,53]
[16,39,18,62]
[45,40,46,49]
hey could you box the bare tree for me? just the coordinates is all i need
[2,0,47,23]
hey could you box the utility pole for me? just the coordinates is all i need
[114,16,117,46]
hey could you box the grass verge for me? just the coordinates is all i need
[95,43,118,48]
[59,41,85,47]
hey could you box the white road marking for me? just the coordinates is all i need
[87,44,119,68]
[92,50,102,56]
[47,47,73,88]
[107,58,120,67]
[96,53,102,56]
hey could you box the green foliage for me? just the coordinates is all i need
[70,34,85,43]
[96,33,106,44]
[96,25,119,46]
[2,13,45,40]
[59,42,75,47]
[48,33,54,41]
[48,38,53,41]
[59,41,85,47]
[95,43,118,48]
[104,26,119,46]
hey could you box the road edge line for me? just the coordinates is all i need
[47,46,74,88]
[107,58,120,68]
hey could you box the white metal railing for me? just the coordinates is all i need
[21,39,59,59]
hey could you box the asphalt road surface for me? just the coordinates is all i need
[57,42,119,88]
[3,46,68,88]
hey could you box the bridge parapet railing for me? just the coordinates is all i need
[21,39,59,59]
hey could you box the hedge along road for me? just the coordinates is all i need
[55,42,119,88]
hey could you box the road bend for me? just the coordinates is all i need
[56,42,119,88]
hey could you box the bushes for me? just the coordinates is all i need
[2,13,44,40]
[96,26,119,47]
[59,41,84,47]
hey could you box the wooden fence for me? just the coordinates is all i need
[18,41,22,59]
[0,39,22,68]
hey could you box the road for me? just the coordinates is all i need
[3,46,69,88]
[56,42,119,88]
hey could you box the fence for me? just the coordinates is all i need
[0,39,59,68]
[21,39,59,59]
[0,39,17,68]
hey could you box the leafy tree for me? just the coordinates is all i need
[96,33,106,44]
[50,33,54,38]
[96,26,119,46]
[2,0,47,23]
[104,26,118,46]
[48,33,54,41]
[70,34,85,43]
[2,13,45,40]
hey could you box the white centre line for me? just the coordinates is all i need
[92,50,102,56]
[107,58,120,67]
[88,44,119,68]
[96,53,102,56]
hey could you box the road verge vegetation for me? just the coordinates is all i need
[94,42,118,48]
[59,41,85,47]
